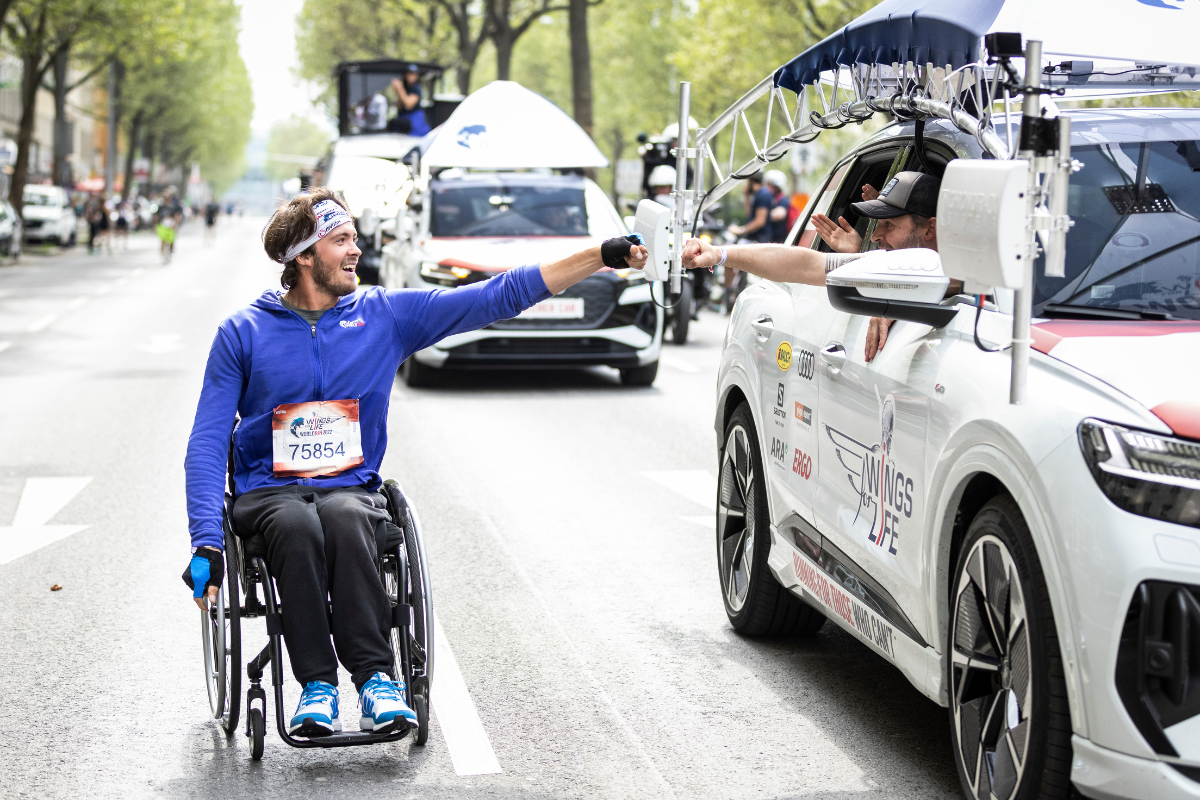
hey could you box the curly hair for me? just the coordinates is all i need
[262,188,349,289]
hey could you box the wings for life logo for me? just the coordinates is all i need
[339,319,365,328]
[457,124,487,148]
[824,393,914,555]
[288,409,346,439]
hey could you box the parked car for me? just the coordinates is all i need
[717,110,1200,800]
[22,185,77,246]
[0,198,23,258]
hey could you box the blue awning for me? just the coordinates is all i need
[774,0,1005,93]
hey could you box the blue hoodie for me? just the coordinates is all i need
[185,265,551,549]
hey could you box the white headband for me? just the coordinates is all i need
[280,199,354,263]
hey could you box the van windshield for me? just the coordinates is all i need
[1034,140,1200,321]
[23,191,58,207]
[430,181,589,237]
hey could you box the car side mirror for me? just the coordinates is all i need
[825,248,960,327]
[633,199,672,281]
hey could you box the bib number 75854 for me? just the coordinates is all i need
[271,399,364,478]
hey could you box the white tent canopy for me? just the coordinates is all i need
[421,81,608,170]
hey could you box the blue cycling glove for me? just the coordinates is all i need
[601,233,645,269]
[182,548,223,599]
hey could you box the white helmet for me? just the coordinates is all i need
[764,169,789,191]
[648,164,676,187]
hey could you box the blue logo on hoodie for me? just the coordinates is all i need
[1136,0,1189,7]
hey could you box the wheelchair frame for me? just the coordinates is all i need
[199,478,435,759]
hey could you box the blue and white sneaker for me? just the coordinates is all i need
[359,672,418,732]
[288,681,341,737]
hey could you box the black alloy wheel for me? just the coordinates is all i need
[949,496,1073,800]
[718,403,825,636]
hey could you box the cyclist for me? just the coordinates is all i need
[183,188,646,738]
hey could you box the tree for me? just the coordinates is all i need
[567,0,593,139]
[266,116,331,183]
[486,0,568,81]
[5,0,116,213]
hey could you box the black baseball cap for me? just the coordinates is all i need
[851,171,940,219]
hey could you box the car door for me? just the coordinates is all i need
[812,143,938,643]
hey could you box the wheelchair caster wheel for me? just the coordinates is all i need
[413,693,429,746]
[248,708,265,760]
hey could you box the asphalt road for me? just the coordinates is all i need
[0,220,962,799]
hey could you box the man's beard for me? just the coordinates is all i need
[884,230,924,251]
[311,250,357,296]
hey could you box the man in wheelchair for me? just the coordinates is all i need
[183,188,646,738]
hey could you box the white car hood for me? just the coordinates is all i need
[415,236,605,271]
[1033,320,1200,440]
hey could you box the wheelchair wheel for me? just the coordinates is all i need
[200,534,242,735]
[413,693,429,746]
[248,707,265,760]
[404,508,434,745]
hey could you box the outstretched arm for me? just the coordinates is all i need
[681,237,859,286]
[541,242,647,295]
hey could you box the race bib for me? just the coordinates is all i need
[271,399,364,477]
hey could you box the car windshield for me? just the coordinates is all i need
[1033,140,1200,320]
[431,181,589,237]
[23,192,57,207]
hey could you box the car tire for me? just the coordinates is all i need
[402,356,438,388]
[619,360,658,386]
[67,229,76,247]
[949,495,1073,800]
[670,280,692,344]
[718,402,826,637]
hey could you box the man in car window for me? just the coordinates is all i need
[683,171,940,361]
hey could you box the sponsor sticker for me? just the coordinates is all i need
[791,446,812,480]
[271,399,364,478]
[795,348,815,380]
[794,401,812,427]
[769,436,789,467]
[824,394,913,555]
[773,383,788,427]
[792,548,897,659]
[776,342,792,371]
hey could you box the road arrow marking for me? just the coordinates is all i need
[0,477,92,565]
[137,334,183,354]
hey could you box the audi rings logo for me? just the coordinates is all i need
[795,348,815,380]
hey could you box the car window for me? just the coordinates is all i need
[430,181,589,237]
[818,147,907,253]
[1034,140,1200,321]
[23,191,57,207]
[793,163,849,250]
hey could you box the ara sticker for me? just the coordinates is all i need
[776,341,792,370]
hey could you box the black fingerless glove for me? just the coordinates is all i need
[600,233,645,269]
[183,547,224,599]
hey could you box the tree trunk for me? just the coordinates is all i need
[568,0,592,139]
[608,125,625,204]
[51,46,70,189]
[123,109,141,199]
[494,30,513,81]
[11,52,45,215]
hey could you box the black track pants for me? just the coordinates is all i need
[232,485,394,691]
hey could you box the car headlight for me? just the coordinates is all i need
[419,260,472,287]
[613,268,647,285]
[1079,419,1200,528]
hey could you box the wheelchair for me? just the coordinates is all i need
[198,476,434,759]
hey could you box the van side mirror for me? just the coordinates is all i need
[825,248,960,327]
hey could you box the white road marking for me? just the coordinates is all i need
[661,356,700,374]
[136,334,183,354]
[682,515,713,528]
[642,469,717,511]
[26,314,57,333]
[477,513,676,795]
[0,341,10,354]
[65,296,88,310]
[128,268,145,277]
[95,284,112,295]
[432,614,503,776]
[0,477,92,565]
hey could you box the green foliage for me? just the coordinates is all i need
[265,116,332,182]
[119,0,254,196]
